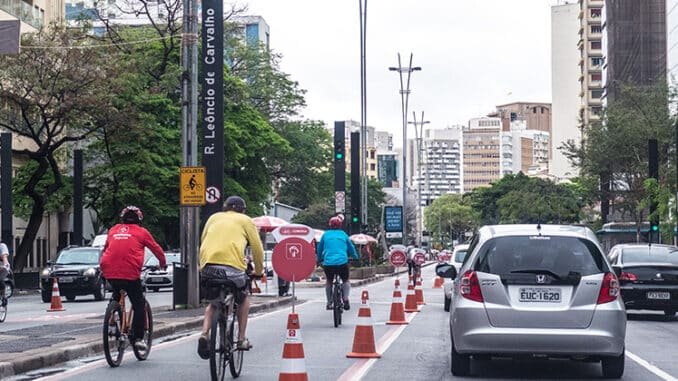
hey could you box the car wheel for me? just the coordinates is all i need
[66,294,76,302]
[601,350,625,379]
[664,309,676,317]
[4,282,13,299]
[444,296,451,312]
[41,290,51,303]
[93,279,106,301]
[450,336,471,376]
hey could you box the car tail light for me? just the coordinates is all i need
[460,270,483,302]
[597,272,620,304]
[619,271,637,282]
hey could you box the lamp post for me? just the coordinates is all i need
[409,111,430,247]
[389,53,421,245]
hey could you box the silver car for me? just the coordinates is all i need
[437,224,626,378]
[443,244,469,311]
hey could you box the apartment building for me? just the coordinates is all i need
[579,0,605,127]
[463,118,502,192]
[0,0,64,32]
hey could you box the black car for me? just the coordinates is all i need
[40,246,107,303]
[608,243,678,317]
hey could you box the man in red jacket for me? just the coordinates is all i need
[100,206,166,351]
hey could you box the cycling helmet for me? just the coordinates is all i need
[224,195,247,213]
[328,216,343,229]
[120,205,143,224]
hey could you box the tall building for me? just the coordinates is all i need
[501,121,550,177]
[1,0,64,32]
[669,0,678,84]
[493,102,552,133]
[417,126,463,205]
[551,2,582,180]
[604,0,667,103]
[579,0,605,127]
[375,131,394,151]
[463,118,502,192]
[377,152,399,188]
[232,15,270,49]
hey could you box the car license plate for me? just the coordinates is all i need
[519,288,561,303]
[59,276,74,283]
[647,291,670,300]
[147,278,158,283]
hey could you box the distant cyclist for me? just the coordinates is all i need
[316,216,359,311]
[198,196,264,359]
[100,206,166,352]
[0,242,10,306]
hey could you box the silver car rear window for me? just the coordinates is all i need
[622,247,678,265]
[474,236,605,277]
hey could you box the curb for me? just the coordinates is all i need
[0,296,295,378]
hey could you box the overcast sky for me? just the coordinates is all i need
[243,0,555,147]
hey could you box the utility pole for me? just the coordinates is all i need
[180,0,200,307]
[359,0,368,230]
[408,111,430,247]
[389,53,421,245]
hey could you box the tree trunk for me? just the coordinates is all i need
[600,171,611,223]
[14,201,45,272]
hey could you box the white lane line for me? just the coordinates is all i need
[627,350,678,381]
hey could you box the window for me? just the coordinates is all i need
[370,151,375,159]
[590,40,602,50]
[370,163,376,171]
[590,8,601,18]
[541,107,545,114]
[591,73,602,82]
[591,106,603,115]
[591,25,602,34]
[532,107,537,114]
[591,90,603,99]
[591,57,603,67]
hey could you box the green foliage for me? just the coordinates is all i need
[12,161,73,219]
[424,194,479,245]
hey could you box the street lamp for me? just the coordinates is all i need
[389,53,421,245]
[408,111,430,247]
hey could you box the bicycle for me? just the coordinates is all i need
[204,277,245,381]
[102,281,153,367]
[0,268,10,323]
[332,273,344,328]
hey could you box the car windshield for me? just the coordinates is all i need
[56,249,100,265]
[622,246,678,265]
[454,250,467,263]
[475,236,605,277]
[146,253,181,266]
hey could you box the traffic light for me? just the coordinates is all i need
[334,122,346,205]
[350,131,361,235]
[648,139,659,243]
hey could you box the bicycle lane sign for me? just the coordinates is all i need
[179,166,206,206]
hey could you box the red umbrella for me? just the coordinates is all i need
[253,216,288,232]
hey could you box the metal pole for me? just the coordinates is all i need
[181,0,200,308]
[0,133,12,266]
[359,0,368,230]
[675,117,678,245]
[73,150,83,246]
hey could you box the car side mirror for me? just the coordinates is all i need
[612,266,622,277]
[436,263,457,279]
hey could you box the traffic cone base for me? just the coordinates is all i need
[279,313,308,381]
[386,279,408,325]
[415,277,426,305]
[347,290,381,359]
[404,284,419,313]
[47,278,65,312]
[433,276,444,288]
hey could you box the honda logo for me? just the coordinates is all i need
[536,274,547,284]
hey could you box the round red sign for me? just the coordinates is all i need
[413,252,426,265]
[389,250,407,267]
[272,237,317,282]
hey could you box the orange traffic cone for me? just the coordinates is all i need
[404,282,419,313]
[433,276,444,288]
[347,290,381,358]
[386,279,408,325]
[279,313,308,381]
[415,276,426,305]
[47,278,65,312]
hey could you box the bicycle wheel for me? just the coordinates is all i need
[333,283,342,328]
[0,298,7,323]
[133,301,153,361]
[210,309,228,381]
[229,307,243,378]
[103,301,124,367]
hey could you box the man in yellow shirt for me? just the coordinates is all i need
[198,196,264,359]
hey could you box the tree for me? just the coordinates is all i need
[0,26,120,270]
[424,194,479,246]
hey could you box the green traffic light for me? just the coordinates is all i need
[652,225,659,232]
[352,217,359,223]
[336,153,343,159]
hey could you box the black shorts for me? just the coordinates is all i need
[200,265,249,305]
[323,264,349,282]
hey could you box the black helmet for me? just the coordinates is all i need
[224,196,246,213]
[120,205,143,224]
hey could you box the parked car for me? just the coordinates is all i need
[438,224,626,378]
[40,246,107,302]
[442,244,469,311]
[143,251,182,292]
[607,243,678,317]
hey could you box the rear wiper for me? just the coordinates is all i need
[58,262,92,265]
[510,269,562,280]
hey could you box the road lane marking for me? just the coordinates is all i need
[336,310,418,381]
[627,350,678,381]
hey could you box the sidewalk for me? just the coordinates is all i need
[0,295,294,379]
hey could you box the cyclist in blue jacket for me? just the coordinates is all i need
[316,216,359,310]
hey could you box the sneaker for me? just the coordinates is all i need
[237,338,252,351]
[326,303,333,310]
[343,300,350,311]
[133,340,147,352]
[197,333,210,360]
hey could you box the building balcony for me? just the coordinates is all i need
[0,0,43,29]
[588,98,603,105]
[588,80,603,88]
[588,0,604,8]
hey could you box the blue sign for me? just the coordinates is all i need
[384,206,403,233]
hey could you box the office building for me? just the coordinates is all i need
[579,0,605,127]
[493,102,551,134]
[463,118,502,192]
[417,126,463,205]
[1,0,64,32]
[551,2,582,179]
[501,121,550,176]
[377,152,399,188]
[669,0,678,85]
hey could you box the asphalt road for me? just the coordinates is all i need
[8,266,678,381]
